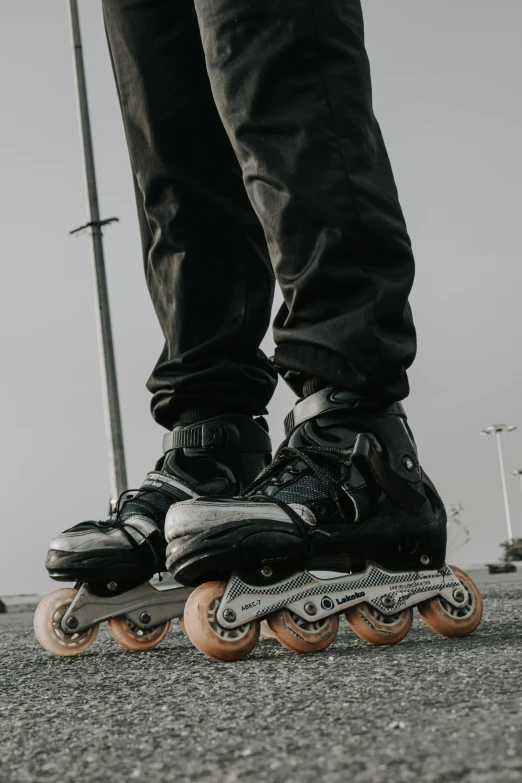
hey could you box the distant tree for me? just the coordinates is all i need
[500,538,522,561]
[447,503,470,554]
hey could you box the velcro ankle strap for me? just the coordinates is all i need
[162,422,227,454]
[284,387,395,436]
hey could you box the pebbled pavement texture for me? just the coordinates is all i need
[1,582,521,783]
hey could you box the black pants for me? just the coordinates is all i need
[103,0,417,430]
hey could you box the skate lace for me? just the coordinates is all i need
[241,445,354,520]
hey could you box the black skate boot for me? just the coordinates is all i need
[45,413,272,589]
[164,388,482,661]
[166,387,446,585]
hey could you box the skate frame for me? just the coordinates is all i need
[216,564,465,629]
[61,581,194,633]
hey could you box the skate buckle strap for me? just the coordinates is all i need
[351,433,426,515]
[284,386,395,436]
[163,422,227,454]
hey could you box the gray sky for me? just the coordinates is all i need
[1,1,521,595]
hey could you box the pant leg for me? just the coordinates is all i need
[102,0,278,429]
[193,0,416,401]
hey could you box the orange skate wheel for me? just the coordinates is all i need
[108,617,170,651]
[345,603,413,645]
[266,609,339,654]
[178,615,188,637]
[34,588,99,657]
[418,566,483,637]
[183,581,260,661]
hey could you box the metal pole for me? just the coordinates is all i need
[495,431,513,541]
[67,0,127,505]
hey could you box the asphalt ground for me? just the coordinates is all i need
[1,581,521,783]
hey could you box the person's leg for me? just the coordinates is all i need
[193,0,416,401]
[163,3,470,659]
[103,0,278,428]
[44,0,278,590]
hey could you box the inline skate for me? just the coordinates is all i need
[34,413,272,656]
[165,387,483,661]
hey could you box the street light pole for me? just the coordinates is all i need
[495,431,512,541]
[480,424,516,542]
[67,0,127,508]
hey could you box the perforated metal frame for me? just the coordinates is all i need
[216,564,463,628]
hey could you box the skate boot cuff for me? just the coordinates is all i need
[351,433,426,515]
[284,386,393,436]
